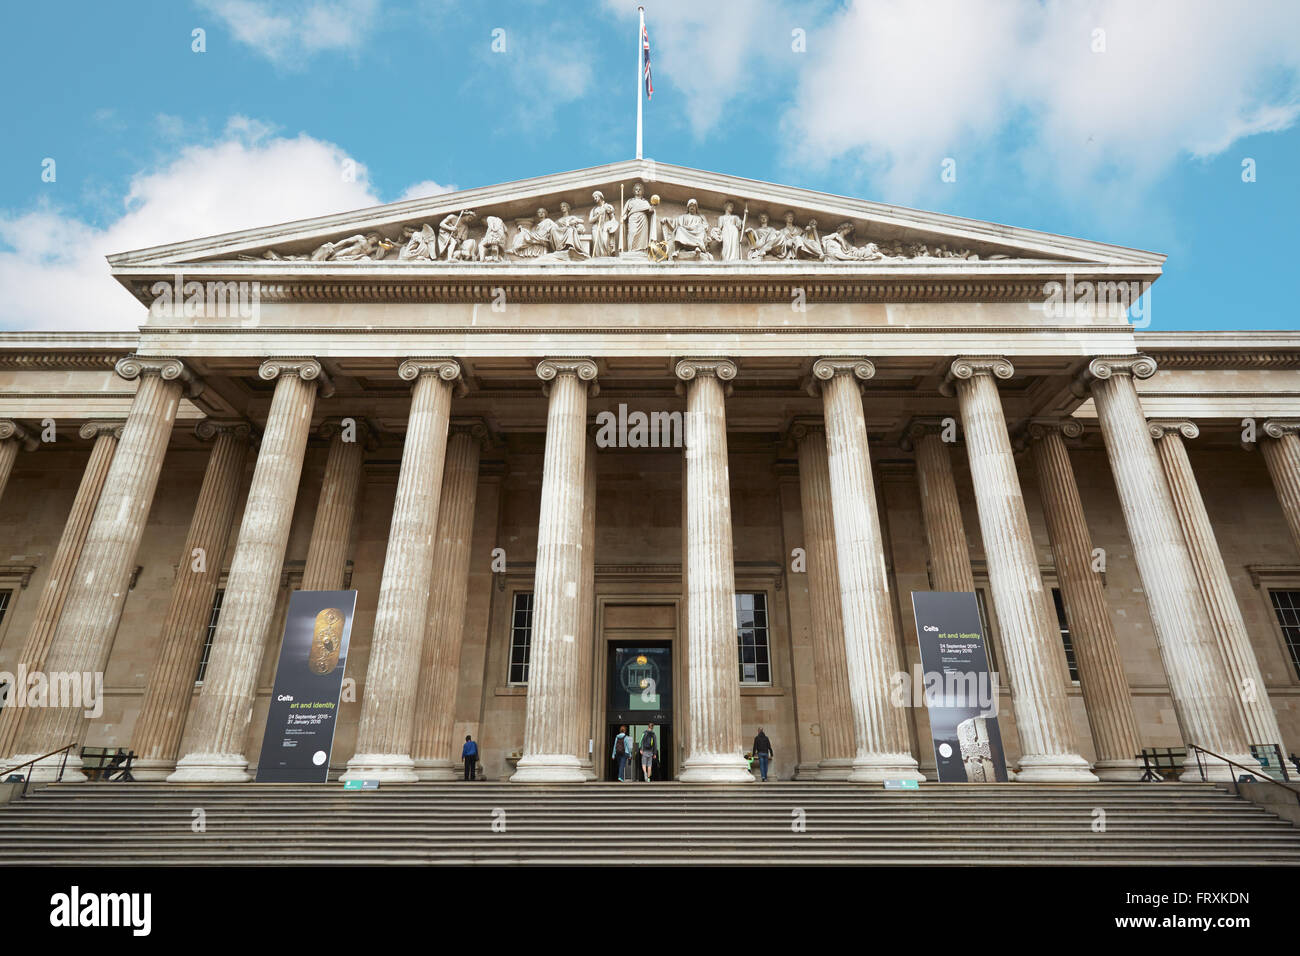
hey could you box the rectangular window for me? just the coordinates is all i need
[509,591,534,684]
[1268,589,1300,680]
[195,589,224,683]
[1052,587,1078,682]
[0,588,11,629]
[736,592,771,684]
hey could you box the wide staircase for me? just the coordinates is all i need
[3,781,1300,865]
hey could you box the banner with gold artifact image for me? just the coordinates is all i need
[911,591,1009,783]
[255,590,358,783]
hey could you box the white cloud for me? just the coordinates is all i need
[784,0,1300,200]
[0,119,440,331]
[196,0,380,67]
[397,179,455,202]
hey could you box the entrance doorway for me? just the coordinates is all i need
[605,641,673,780]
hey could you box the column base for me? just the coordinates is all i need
[510,753,587,782]
[793,761,823,780]
[4,753,87,783]
[1179,753,1262,783]
[128,757,178,781]
[1092,758,1147,781]
[1015,752,1099,782]
[815,758,855,781]
[679,752,755,783]
[847,752,926,783]
[341,753,419,783]
[412,758,457,782]
[167,752,251,782]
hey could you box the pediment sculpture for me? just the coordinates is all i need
[244,182,1013,265]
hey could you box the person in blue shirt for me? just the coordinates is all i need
[461,735,479,781]
[611,725,632,781]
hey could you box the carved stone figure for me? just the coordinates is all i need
[772,212,802,260]
[310,232,392,262]
[621,182,655,253]
[398,224,436,261]
[437,210,477,261]
[478,216,507,262]
[791,219,823,259]
[663,198,712,260]
[820,222,887,262]
[713,201,743,261]
[554,201,589,257]
[745,213,780,259]
[589,190,617,258]
[510,207,560,258]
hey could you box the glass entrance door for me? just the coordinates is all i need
[605,642,673,780]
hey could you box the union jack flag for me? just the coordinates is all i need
[642,21,653,100]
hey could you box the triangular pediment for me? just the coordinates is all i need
[107,160,1164,275]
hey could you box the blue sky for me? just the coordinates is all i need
[2,0,1298,330]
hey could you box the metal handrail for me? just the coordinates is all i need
[1189,743,1300,807]
[0,742,77,798]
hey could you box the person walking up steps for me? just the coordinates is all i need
[752,727,773,781]
[612,724,632,781]
[639,723,659,782]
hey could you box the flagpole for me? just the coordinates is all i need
[636,6,644,160]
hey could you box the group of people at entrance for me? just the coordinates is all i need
[610,724,775,781]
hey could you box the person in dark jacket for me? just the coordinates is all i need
[461,735,479,781]
[612,724,632,781]
[752,728,773,781]
[639,723,658,782]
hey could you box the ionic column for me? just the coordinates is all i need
[945,357,1095,781]
[812,359,923,782]
[1152,419,1290,762]
[1024,419,1143,780]
[343,359,463,782]
[904,418,975,592]
[1080,356,1254,780]
[1260,421,1300,558]
[674,358,750,782]
[576,434,598,779]
[11,357,200,780]
[512,359,597,782]
[411,421,484,781]
[0,422,121,761]
[130,421,253,780]
[790,420,856,779]
[301,418,371,591]
[0,420,37,505]
[169,359,331,782]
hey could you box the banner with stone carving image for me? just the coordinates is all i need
[912,591,1008,783]
[255,590,357,783]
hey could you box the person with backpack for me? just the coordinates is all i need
[461,734,479,781]
[639,723,659,782]
[752,727,773,782]
[612,725,632,781]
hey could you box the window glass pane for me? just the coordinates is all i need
[1269,590,1300,681]
[1052,587,1078,682]
[509,591,533,684]
[735,592,771,684]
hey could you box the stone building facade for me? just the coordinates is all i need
[1,161,1298,785]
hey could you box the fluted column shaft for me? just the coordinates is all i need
[1260,426,1300,558]
[1153,421,1289,760]
[0,421,36,506]
[13,359,194,779]
[674,358,751,782]
[1084,357,1253,781]
[911,426,976,592]
[576,436,598,778]
[793,423,856,778]
[1027,422,1143,779]
[0,424,119,760]
[130,423,251,779]
[343,361,460,782]
[948,358,1095,781]
[301,420,366,591]
[170,361,328,782]
[814,360,922,782]
[411,427,482,780]
[511,359,595,782]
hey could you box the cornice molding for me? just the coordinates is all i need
[0,353,125,371]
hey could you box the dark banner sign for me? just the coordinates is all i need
[256,589,357,783]
[912,591,1008,783]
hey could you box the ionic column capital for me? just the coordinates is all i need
[675,357,737,381]
[1017,417,1087,452]
[259,357,335,398]
[448,416,495,449]
[786,415,825,445]
[194,419,256,445]
[899,415,958,451]
[939,356,1014,397]
[805,357,873,397]
[0,420,39,450]
[537,358,598,397]
[115,355,205,399]
[1147,419,1199,442]
[1071,354,1157,397]
[318,416,379,450]
[78,421,126,442]
[1262,419,1300,440]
